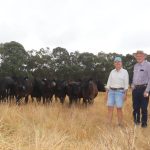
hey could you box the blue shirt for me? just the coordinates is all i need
[132,60,150,92]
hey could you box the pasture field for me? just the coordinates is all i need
[0,90,150,150]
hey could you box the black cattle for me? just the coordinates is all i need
[96,80,106,92]
[67,81,82,106]
[31,78,56,104]
[81,79,98,105]
[0,76,16,102]
[0,77,8,101]
[54,80,67,104]
[31,78,44,103]
[13,76,33,105]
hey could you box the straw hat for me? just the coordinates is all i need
[133,50,147,57]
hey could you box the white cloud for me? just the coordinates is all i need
[0,0,150,55]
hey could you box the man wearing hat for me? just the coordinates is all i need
[132,50,150,128]
[106,56,129,126]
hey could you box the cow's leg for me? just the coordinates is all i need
[2,91,6,103]
[10,95,14,104]
[49,95,53,103]
[6,89,9,103]
[8,91,12,104]
[69,98,72,106]
[78,98,81,103]
[60,97,64,104]
[83,98,88,107]
[36,97,40,104]
[31,96,34,103]
[75,99,78,105]
[43,97,45,104]
[88,98,94,104]
[16,96,20,105]
[25,95,28,104]
[45,97,50,104]
[55,95,58,102]
[9,94,13,104]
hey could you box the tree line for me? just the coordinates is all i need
[0,41,150,84]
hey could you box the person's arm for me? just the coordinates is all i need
[106,71,112,91]
[144,62,150,97]
[124,70,129,90]
[105,71,112,101]
[131,65,136,90]
[124,70,129,100]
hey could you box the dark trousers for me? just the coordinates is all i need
[132,87,149,124]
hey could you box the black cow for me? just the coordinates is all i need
[0,76,16,103]
[67,81,82,106]
[96,80,106,92]
[0,77,8,101]
[81,79,98,105]
[31,78,56,104]
[13,76,33,105]
[54,80,67,104]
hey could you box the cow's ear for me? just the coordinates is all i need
[24,76,29,80]
[42,78,47,81]
[52,81,56,87]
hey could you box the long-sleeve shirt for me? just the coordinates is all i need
[132,60,150,92]
[106,68,129,90]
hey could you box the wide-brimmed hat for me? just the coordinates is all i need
[133,50,147,57]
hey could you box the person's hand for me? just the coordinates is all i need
[131,85,135,91]
[143,91,149,97]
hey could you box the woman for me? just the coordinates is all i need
[105,56,129,126]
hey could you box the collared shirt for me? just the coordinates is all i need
[132,60,150,92]
[106,68,129,90]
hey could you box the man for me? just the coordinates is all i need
[106,57,129,126]
[132,50,150,128]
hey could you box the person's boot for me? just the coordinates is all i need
[141,122,147,128]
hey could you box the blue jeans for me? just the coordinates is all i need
[132,87,149,124]
[107,89,125,108]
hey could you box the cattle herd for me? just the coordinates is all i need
[0,76,106,106]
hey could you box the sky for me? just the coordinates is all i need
[0,0,150,55]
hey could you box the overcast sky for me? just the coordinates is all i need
[0,0,150,55]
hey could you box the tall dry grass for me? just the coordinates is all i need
[0,91,150,150]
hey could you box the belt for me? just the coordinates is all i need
[110,87,124,90]
[135,84,147,88]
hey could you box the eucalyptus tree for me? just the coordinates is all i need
[0,41,29,76]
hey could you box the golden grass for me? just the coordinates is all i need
[0,91,150,150]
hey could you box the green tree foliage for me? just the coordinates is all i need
[52,47,70,80]
[27,48,54,78]
[69,51,82,80]
[122,54,136,84]
[77,52,97,79]
[1,41,149,84]
[0,41,29,76]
